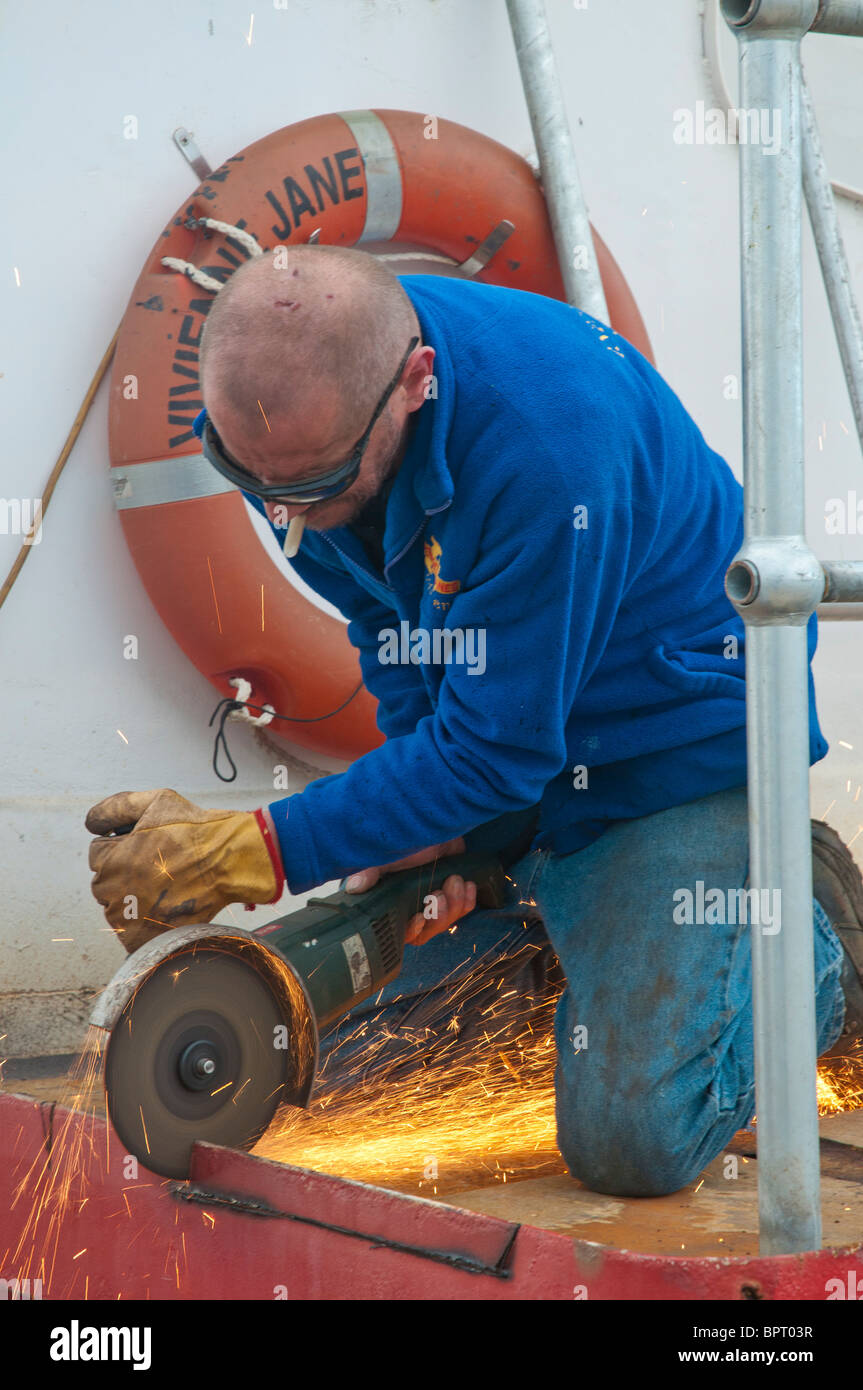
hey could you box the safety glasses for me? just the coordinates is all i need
[194,336,420,505]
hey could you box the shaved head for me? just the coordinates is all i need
[196,244,431,533]
[200,245,419,441]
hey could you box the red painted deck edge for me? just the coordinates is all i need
[1,1093,859,1300]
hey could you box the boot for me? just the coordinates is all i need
[810,819,863,1060]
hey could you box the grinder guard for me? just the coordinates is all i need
[92,925,318,1179]
[92,851,509,1178]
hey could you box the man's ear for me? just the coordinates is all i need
[404,345,436,412]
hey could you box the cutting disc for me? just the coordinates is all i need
[104,946,289,1179]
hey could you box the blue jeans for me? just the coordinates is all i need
[318,786,847,1197]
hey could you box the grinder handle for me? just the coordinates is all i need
[375,850,510,913]
[296,850,513,923]
[296,851,511,918]
[254,852,519,955]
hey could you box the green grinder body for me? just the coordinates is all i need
[253,851,508,1028]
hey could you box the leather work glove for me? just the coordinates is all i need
[85,789,284,954]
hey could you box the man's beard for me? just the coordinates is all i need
[303,476,380,531]
[302,413,404,532]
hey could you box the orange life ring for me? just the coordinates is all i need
[109,109,653,762]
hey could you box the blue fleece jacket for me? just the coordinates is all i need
[241,276,826,894]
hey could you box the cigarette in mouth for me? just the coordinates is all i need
[283,515,305,558]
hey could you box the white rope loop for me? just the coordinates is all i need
[227,677,275,727]
[160,257,224,292]
[160,217,263,292]
[197,217,264,259]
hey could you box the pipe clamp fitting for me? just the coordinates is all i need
[725,537,823,624]
[720,0,819,36]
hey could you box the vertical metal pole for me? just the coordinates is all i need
[801,75,863,450]
[722,0,823,1255]
[505,0,610,320]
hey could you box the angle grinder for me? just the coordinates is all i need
[91,850,508,1179]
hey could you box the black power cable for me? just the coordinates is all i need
[209,685,363,782]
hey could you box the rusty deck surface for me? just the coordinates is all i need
[439,1115,863,1257]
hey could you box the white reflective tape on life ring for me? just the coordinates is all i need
[112,455,236,509]
[339,110,403,244]
[111,461,347,624]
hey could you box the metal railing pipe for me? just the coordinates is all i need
[723,0,863,33]
[821,560,863,602]
[811,0,863,34]
[721,0,823,1255]
[505,0,610,320]
[801,77,863,450]
[818,604,863,619]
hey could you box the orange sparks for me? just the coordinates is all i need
[255,978,863,1200]
[155,847,173,880]
[497,1050,519,1081]
[206,555,223,634]
[817,1060,863,1114]
[139,1107,150,1155]
[232,1077,252,1105]
[6,1003,863,1297]
[257,399,271,431]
